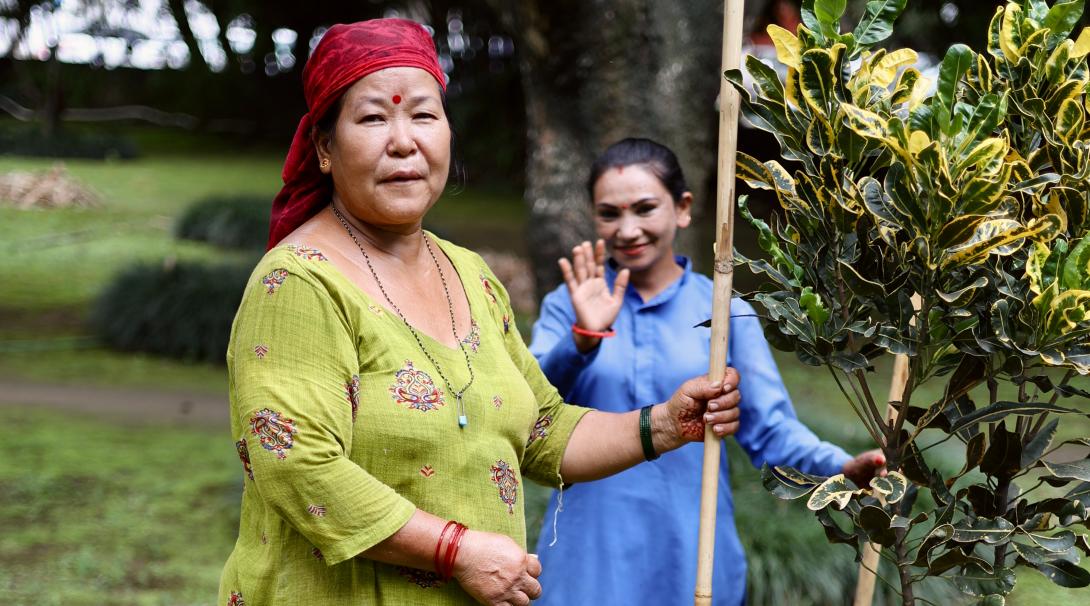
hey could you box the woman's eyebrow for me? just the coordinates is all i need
[596,196,660,208]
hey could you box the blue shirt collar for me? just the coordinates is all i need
[606,255,692,309]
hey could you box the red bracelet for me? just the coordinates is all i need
[434,520,458,578]
[571,323,616,338]
[442,523,468,579]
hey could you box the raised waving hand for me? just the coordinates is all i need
[559,240,630,353]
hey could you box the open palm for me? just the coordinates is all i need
[559,240,630,333]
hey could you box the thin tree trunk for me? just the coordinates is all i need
[495,1,765,298]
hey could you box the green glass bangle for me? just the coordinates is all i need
[639,404,659,461]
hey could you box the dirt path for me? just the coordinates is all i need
[0,379,227,427]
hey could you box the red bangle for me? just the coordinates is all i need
[434,521,457,578]
[571,323,616,338]
[443,523,468,579]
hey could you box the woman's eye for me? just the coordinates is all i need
[413,113,437,120]
[596,209,619,220]
[635,204,656,216]
[360,114,384,124]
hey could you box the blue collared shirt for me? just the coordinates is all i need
[530,256,851,606]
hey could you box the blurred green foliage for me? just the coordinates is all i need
[174,195,271,250]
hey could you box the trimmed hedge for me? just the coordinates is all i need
[90,260,253,363]
[175,195,271,250]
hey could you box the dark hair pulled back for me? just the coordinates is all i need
[586,137,689,203]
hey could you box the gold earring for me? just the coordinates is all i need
[320,158,330,169]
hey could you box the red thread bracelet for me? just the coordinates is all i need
[571,323,616,338]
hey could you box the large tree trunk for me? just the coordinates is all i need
[495,0,767,298]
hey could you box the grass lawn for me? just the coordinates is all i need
[0,405,240,606]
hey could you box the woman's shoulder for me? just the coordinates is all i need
[245,242,339,298]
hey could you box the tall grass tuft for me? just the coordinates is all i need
[175,195,271,250]
[90,260,253,363]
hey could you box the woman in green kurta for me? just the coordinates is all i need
[219,19,742,606]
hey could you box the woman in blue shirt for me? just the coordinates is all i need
[530,138,884,605]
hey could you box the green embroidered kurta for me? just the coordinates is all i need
[218,236,590,605]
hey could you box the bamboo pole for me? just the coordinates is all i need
[695,0,746,604]
[853,293,919,606]
[853,352,909,606]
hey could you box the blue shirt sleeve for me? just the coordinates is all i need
[729,299,852,477]
[529,286,601,397]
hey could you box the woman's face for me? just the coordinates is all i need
[316,66,451,230]
[592,164,692,274]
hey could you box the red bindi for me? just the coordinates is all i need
[392,95,402,105]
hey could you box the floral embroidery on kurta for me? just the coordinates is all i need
[227,591,245,606]
[235,439,254,481]
[367,303,384,316]
[261,269,288,294]
[526,415,553,447]
[288,244,328,261]
[490,459,518,514]
[260,532,267,544]
[480,273,497,305]
[345,375,360,422]
[492,395,503,409]
[398,566,444,588]
[389,360,445,412]
[253,344,268,359]
[307,504,327,517]
[419,465,435,477]
[249,408,298,459]
[462,319,481,353]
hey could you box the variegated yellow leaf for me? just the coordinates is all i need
[800,48,836,117]
[909,76,932,110]
[872,48,918,88]
[1017,27,1048,58]
[1026,242,1051,295]
[1048,289,1090,332]
[1000,4,1022,62]
[891,68,921,105]
[840,103,889,139]
[956,137,1007,174]
[785,68,803,110]
[1056,97,1085,143]
[1043,190,1070,234]
[806,113,836,156]
[768,24,802,69]
[1045,39,1074,85]
[1072,26,1090,59]
[908,130,930,154]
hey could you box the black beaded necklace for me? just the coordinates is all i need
[331,203,475,428]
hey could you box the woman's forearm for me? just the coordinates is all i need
[359,509,449,571]
[559,405,681,483]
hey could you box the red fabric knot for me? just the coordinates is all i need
[268,19,446,249]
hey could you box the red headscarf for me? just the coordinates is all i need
[267,19,446,248]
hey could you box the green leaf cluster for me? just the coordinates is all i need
[734,0,1090,600]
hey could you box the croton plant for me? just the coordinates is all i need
[727,0,1090,603]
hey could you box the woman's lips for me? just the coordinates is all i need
[616,243,649,257]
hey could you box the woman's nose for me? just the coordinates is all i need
[616,213,641,239]
[387,118,416,156]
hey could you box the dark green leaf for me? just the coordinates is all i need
[858,505,896,546]
[913,523,954,567]
[1041,459,1090,482]
[853,0,908,46]
[937,44,974,128]
[813,0,847,33]
[950,564,1016,596]
[952,517,1015,544]
[1024,529,1078,553]
[1021,418,1059,468]
[1031,558,1090,588]
[949,401,1082,434]
[761,464,822,500]
[1043,1,1085,48]
[981,425,1023,480]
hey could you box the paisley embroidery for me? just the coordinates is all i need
[261,269,288,294]
[307,504,327,517]
[345,375,360,422]
[227,591,245,606]
[249,408,298,459]
[462,319,481,353]
[490,459,519,514]
[235,439,254,481]
[389,360,445,412]
[253,344,268,359]
[398,566,444,588]
[526,415,553,448]
[480,272,498,305]
[287,244,328,261]
[492,395,503,409]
